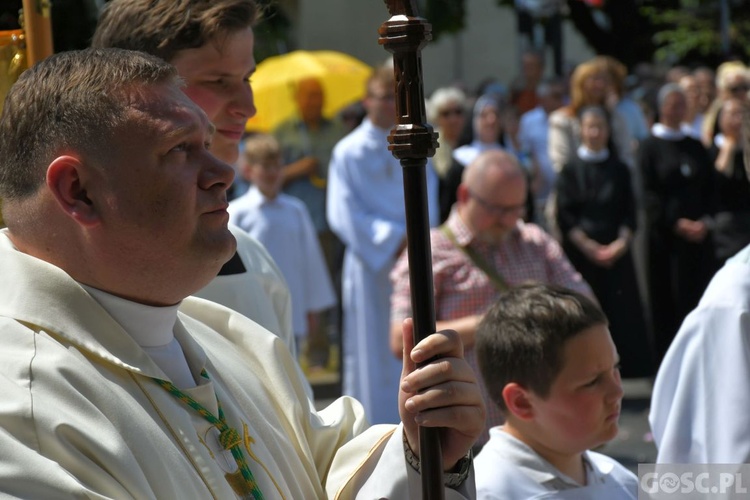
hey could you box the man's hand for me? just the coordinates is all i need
[594,238,628,268]
[397,318,485,470]
[391,315,483,359]
[675,218,708,243]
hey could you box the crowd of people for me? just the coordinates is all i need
[2,0,750,497]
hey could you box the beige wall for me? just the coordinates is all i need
[293,0,595,96]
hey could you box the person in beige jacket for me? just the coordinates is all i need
[0,48,484,499]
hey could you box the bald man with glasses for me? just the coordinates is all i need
[390,149,593,446]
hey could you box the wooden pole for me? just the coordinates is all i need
[21,0,53,65]
[378,1,444,499]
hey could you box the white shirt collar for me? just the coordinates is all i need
[453,140,502,166]
[651,123,685,141]
[577,145,610,162]
[489,427,611,489]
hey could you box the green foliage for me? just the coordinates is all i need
[425,0,466,40]
[641,2,750,64]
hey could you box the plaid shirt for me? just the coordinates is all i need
[390,209,592,444]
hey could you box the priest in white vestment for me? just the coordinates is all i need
[650,242,750,463]
[327,65,439,424]
[0,48,483,499]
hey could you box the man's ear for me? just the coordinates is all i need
[502,382,535,421]
[456,183,470,204]
[46,155,100,227]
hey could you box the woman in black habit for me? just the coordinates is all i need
[556,105,654,377]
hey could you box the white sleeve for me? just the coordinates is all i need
[326,424,475,499]
[326,147,406,273]
[651,262,750,463]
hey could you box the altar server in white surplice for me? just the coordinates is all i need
[474,285,637,500]
[93,0,296,358]
[327,64,439,424]
[0,47,484,499]
[229,134,336,350]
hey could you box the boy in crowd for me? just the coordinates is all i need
[229,134,336,355]
[474,284,637,499]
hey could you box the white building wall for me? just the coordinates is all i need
[294,0,595,96]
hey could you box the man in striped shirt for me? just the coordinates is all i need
[391,149,592,445]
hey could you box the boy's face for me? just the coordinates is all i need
[247,158,283,198]
[171,27,257,165]
[527,324,623,455]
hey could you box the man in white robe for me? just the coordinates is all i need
[327,64,440,424]
[0,47,483,498]
[650,242,750,463]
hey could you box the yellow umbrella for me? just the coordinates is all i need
[246,50,373,133]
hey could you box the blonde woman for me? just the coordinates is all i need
[548,59,634,173]
[700,61,750,147]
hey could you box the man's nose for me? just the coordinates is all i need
[201,152,235,190]
[231,81,256,119]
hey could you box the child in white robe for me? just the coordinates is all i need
[473,283,638,499]
[229,134,336,355]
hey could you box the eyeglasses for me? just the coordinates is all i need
[468,188,526,217]
[439,108,464,118]
[728,84,750,94]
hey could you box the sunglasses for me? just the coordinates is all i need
[468,188,526,217]
[439,108,464,118]
[728,84,749,93]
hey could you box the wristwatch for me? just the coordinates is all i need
[402,432,472,488]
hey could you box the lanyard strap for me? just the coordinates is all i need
[439,224,510,292]
[154,370,264,500]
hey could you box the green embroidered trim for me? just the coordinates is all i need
[154,370,264,500]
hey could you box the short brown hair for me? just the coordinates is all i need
[0,48,178,200]
[367,63,395,95]
[243,134,281,165]
[92,0,260,63]
[476,283,607,413]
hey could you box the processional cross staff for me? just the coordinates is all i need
[378,1,444,498]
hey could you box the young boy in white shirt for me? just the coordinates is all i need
[229,134,336,354]
[474,283,638,499]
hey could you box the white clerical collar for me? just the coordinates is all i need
[453,140,502,166]
[651,123,685,141]
[81,285,179,347]
[576,145,610,162]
